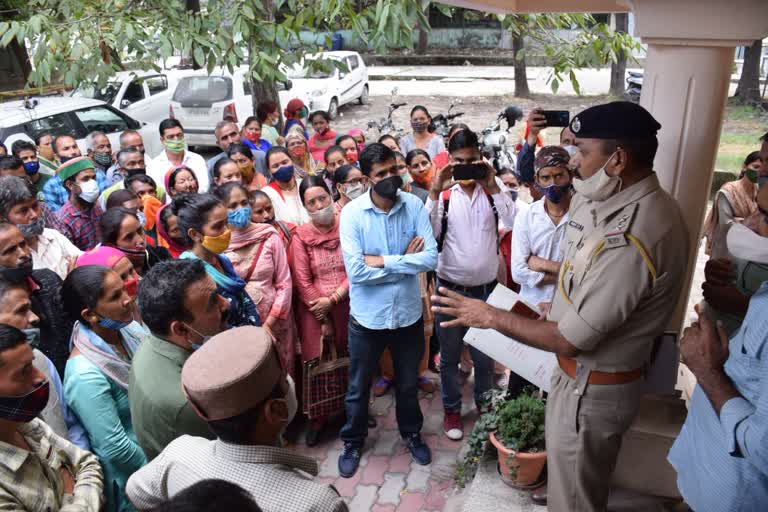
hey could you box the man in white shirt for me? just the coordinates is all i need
[426,129,516,441]
[147,119,209,193]
[0,176,81,280]
[511,146,573,308]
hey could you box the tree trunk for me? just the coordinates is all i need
[609,13,628,97]
[248,0,282,130]
[186,0,202,70]
[734,39,763,105]
[512,33,530,98]
[9,40,32,84]
[417,28,428,55]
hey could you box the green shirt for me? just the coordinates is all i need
[128,333,214,460]
[31,173,52,200]
[38,156,58,176]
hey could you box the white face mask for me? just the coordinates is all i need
[78,180,100,203]
[344,183,365,200]
[309,203,335,226]
[572,151,621,201]
[562,145,578,158]
[727,223,768,264]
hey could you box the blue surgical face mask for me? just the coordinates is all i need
[272,165,294,183]
[23,161,40,176]
[96,315,132,331]
[183,322,213,350]
[23,328,40,348]
[508,190,519,202]
[227,207,252,229]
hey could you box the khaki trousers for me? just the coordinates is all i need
[545,366,643,511]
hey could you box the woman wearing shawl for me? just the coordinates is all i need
[172,193,261,327]
[263,147,310,226]
[283,98,309,138]
[703,150,762,255]
[62,258,147,512]
[307,111,338,162]
[286,128,321,177]
[215,183,297,375]
[348,128,366,154]
[289,176,350,446]
[227,143,269,191]
[156,204,186,258]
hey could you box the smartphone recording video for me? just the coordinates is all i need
[540,110,570,128]
[453,163,487,181]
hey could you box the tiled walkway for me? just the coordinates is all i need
[288,371,476,511]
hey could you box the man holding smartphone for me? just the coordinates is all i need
[517,108,577,186]
[426,129,517,441]
[433,102,689,510]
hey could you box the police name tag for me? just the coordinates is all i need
[604,233,628,248]
[568,220,584,231]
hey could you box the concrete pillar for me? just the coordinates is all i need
[631,0,768,330]
[639,43,735,329]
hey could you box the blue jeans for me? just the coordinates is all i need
[436,279,495,412]
[340,316,425,446]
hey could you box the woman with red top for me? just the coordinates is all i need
[307,111,338,162]
[289,175,349,446]
[241,115,272,154]
[216,182,297,376]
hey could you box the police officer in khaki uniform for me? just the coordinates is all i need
[432,101,689,511]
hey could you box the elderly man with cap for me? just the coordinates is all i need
[433,101,689,510]
[129,259,231,460]
[51,157,104,251]
[125,326,347,512]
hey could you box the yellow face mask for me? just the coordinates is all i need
[201,228,231,254]
[458,179,475,187]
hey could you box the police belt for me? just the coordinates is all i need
[557,355,642,385]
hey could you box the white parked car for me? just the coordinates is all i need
[167,67,309,148]
[287,51,369,119]
[0,97,161,157]
[71,70,181,125]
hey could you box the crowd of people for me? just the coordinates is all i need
[0,92,766,512]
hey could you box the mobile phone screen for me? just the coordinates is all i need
[453,163,487,181]
[540,110,570,128]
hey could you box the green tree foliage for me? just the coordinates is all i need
[0,0,429,110]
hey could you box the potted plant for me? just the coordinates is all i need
[454,388,546,489]
[489,392,547,489]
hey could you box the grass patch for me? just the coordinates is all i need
[716,105,765,172]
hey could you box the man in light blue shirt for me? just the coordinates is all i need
[338,143,437,478]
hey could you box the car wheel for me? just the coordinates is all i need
[358,85,369,105]
[328,98,339,120]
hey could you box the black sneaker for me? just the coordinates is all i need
[338,442,362,478]
[404,433,432,465]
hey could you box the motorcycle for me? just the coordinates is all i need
[481,106,524,174]
[367,87,407,139]
[626,71,643,103]
[432,99,465,144]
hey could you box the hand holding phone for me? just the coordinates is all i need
[453,163,488,181]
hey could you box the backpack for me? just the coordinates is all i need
[436,188,499,253]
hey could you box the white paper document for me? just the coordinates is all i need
[463,284,557,392]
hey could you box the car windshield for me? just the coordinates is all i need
[172,76,232,104]
[72,82,122,104]
[285,58,339,79]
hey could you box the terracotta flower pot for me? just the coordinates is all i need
[489,431,547,489]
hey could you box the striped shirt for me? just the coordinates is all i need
[0,419,103,511]
[126,436,347,512]
[668,282,768,511]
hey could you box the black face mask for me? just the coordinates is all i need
[0,258,33,284]
[59,155,77,164]
[373,175,403,202]
[126,168,146,177]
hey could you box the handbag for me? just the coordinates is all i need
[302,335,349,419]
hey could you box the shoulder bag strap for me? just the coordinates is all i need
[243,239,268,282]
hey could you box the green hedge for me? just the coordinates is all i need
[710,170,739,199]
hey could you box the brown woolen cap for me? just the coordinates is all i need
[181,326,282,421]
